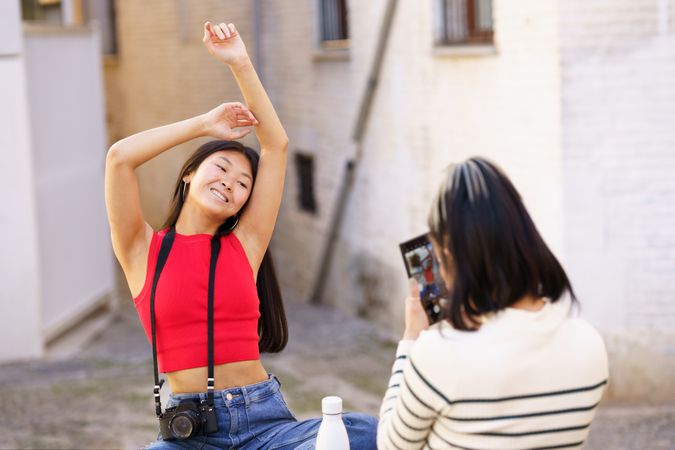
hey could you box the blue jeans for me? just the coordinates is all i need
[143,375,377,449]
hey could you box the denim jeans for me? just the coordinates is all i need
[143,374,377,449]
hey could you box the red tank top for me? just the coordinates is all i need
[133,228,261,373]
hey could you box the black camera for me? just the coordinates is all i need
[159,399,218,440]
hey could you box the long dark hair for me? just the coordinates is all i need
[428,157,576,331]
[162,140,288,353]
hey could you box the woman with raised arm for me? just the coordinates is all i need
[105,20,376,449]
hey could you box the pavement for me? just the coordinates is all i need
[0,298,673,449]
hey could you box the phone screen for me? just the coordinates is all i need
[399,233,448,324]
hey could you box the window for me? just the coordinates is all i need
[435,0,493,46]
[21,0,63,23]
[21,0,118,55]
[319,0,349,49]
[295,153,318,214]
[83,0,118,55]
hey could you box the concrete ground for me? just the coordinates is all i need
[0,300,673,449]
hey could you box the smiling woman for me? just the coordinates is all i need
[104,19,377,449]
[164,142,260,243]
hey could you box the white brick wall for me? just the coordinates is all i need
[560,0,675,400]
[265,0,675,400]
[259,0,360,303]
[561,0,675,332]
[266,0,564,330]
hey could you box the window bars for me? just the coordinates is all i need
[437,0,493,45]
[320,0,349,48]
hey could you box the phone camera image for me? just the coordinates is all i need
[399,233,448,324]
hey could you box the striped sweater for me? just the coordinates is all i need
[377,298,608,450]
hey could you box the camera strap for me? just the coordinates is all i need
[207,235,221,407]
[149,227,220,417]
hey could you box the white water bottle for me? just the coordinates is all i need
[315,396,350,450]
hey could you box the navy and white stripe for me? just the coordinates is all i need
[378,298,609,450]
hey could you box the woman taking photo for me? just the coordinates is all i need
[105,20,376,449]
[378,158,608,450]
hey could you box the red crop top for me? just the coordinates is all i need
[133,228,261,373]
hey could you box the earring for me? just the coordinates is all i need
[182,181,188,202]
[223,215,239,233]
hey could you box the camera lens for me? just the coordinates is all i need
[169,410,200,439]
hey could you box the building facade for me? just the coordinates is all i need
[105,0,675,401]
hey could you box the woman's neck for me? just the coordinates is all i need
[175,204,220,236]
[510,294,546,312]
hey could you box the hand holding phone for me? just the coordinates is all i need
[399,233,448,325]
[404,278,430,340]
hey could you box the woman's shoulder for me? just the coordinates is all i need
[416,321,477,345]
[560,315,608,356]
[411,322,465,363]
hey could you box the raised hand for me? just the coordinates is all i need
[203,21,250,67]
[202,102,258,140]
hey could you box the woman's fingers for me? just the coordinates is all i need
[204,20,239,41]
[240,107,257,123]
[228,102,258,124]
[403,278,429,340]
[203,22,215,48]
[236,111,258,124]
[213,23,225,40]
[408,278,421,299]
[219,22,231,38]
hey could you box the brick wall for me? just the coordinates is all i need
[257,0,361,304]
[104,0,675,400]
[265,0,564,329]
[560,0,675,400]
[109,0,259,227]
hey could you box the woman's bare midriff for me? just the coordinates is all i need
[166,360,269,394]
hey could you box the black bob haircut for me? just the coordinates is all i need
[427,157,576,331]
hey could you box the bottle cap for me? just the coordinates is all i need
[321,396,343,415]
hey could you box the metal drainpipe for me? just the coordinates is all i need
[310,0,399,304]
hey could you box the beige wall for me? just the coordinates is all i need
[107,0,260,229]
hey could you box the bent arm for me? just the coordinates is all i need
[229,59,288,152]
[105,115,207,264]
[204,21,288,271]
[230,58,288,271]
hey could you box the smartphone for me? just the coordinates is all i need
[399,233,448,325]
